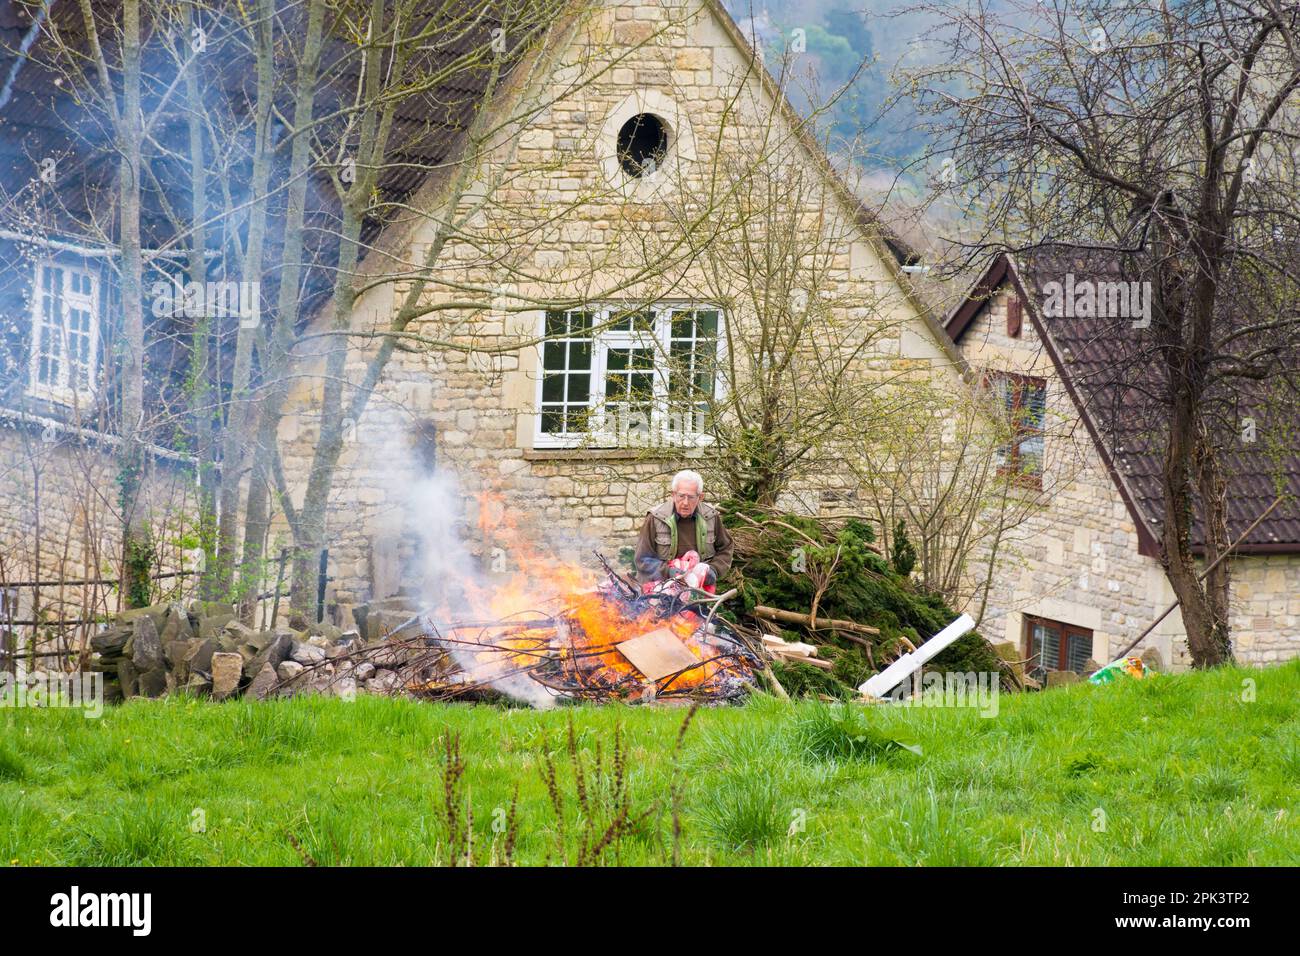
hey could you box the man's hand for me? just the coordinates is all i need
[689,563,715,588]
[637,555,667,580]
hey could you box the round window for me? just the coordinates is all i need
[615,113,670,178]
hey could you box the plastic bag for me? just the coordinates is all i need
[1087,656,1151,684]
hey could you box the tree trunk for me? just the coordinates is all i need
[183,1,220,601]
[212,0,277,601]
[115,0,150,608]
[238,0,327,622]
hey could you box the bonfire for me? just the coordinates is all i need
[379,556,760,706]
[351,490,761,706]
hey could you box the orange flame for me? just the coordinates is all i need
[433,492,738,698]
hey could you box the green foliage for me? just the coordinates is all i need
[890,519,917,577]
[792,702,921,762]
[694,773,789,852]
[0,743,26,782]
[122,537,153,609]
[770,658,854,700]
[724,504,1001,697]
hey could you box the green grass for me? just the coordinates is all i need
[2,661,1298,865]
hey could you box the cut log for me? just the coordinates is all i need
[761,635,818,657]
[777,655,834,671]
[751,605,880,636]
[762,638,834,671]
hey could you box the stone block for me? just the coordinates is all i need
[117,658,138,698]
[1139,647,1164,672]
[613,21,653,45]
[199,613,236,642]
[137,666,168,698]
[211,652,244,700]
[246,662,280,700]
[243,633,293,681]
[131,616,165,671]
[184,638,216,674]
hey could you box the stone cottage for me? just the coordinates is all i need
[943,248,1300,671]
[275,0,957,615]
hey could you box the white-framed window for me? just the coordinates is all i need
[28,261,100,405]
[534,304,722,449]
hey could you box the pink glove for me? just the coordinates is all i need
[685,562,711,589]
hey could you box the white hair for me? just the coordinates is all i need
[671,469,704,495]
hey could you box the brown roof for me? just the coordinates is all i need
[945,246,1300,556]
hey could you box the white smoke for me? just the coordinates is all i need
[403,470,565,708]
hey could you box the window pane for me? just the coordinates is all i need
[568,341,591,370]
[541,408,563,433]
[1066,633,1092,673]
[696,310,718,337]
[1030,623,1059,672]
[543,342,565,372]
[610,309,652,332]
[545,311,566,336]
[566,373,590,404]
[565,407,590,432]
[1024,382,1046,428]
[667,325,716,423]
[1017,435,1044,474]
[542,374,565,402]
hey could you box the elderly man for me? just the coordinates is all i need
[634,470,735,587]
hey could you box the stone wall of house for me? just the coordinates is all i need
[0,417,198,647]
[1230,557,1300,664]
[275,0,949,616]
[955,286,1300,669]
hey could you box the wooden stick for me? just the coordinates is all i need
[776,654,834,671]
[751,605,880,636]
[760,662,789,700]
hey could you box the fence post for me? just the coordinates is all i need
[316,549,329,624]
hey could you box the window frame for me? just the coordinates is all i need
[985,369,1046,487]
[27,260,101,407]
[533,303,724,449]
[1023,615,1094,679]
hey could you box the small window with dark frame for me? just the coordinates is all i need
[987,371,1046,484]
[616,113,669,178]
[1024,616,1093,682]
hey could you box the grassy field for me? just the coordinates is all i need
[2,660,1297,866]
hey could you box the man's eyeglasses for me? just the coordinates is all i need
[673,492,700,501]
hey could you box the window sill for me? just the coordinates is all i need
[997,466,1043,492]
[524,446,708,462]
[26,385,96,408]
